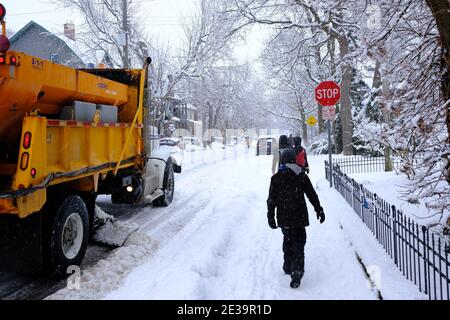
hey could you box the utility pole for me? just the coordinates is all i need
[122,0,129,68]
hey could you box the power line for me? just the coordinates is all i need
[8,9,67,16]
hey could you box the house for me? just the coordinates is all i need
[174,101,203,138]
[9,21,84,68]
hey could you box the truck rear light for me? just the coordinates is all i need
[10,56,16,64]
[31,168,36,177]
[20,152,29,170]
[23,132,32,149]
[0,55,4,64]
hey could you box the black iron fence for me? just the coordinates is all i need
[331,156,407,174]
[325,161,450,300]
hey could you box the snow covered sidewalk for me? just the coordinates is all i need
[49,153,425,300]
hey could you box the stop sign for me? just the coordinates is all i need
[0,4,5,20]
[315,81,341,106]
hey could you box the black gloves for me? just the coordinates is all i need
[305,167,310,174]
[316,210,325,224]
[268,216,277,229]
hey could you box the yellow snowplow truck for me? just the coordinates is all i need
[0,4,176,274]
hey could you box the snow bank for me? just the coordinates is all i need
[47,209,158,300]
[349,171,438,224]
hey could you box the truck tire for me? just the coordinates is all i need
[48,195,89,276]
[153,160,175,207]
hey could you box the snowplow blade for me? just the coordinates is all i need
[0,213,43,273]
[92,207,138,247]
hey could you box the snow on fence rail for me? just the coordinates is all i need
[325,161,450,300]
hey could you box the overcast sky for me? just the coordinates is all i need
[2,0,264,63]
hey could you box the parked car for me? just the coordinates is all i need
[211,136,226,149]
[256,136,278,156]
[180,136,205,152]
[227,136,238,146]
[158,137,183,173]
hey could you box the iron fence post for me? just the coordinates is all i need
[392,205,398,266]
[374,194,379,241]
[422,225,428,297]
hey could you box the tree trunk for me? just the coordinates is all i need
[300,112,307,145]
[426,0,450,186]
[382,79,393,171]
[373,60,393,170]
[372,60,382,90]
[207,101,213,129]
[297,95,308,144]
[314,46,325,134]
[338,36,354,155]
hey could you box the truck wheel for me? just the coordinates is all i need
[153,160,175,207]
[49,195,89,276]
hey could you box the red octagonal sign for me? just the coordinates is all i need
[0,4,5,21]
[315,81,341,107]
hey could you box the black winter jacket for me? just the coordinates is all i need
[267,166,323,228]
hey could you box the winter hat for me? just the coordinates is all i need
[280,148,296,164]
[279,135,288,148]
[293,136,302,146]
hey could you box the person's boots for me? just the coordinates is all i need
[290,271,304,288]
[282,261,291,275]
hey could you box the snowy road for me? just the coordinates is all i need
[48,150,424,300]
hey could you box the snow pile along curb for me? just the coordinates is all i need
[46,208,158,300]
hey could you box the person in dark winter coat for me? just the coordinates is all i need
[293,136,310,174]
[267,151,325,288]
[287,134,294,148]
[272,135,296,174]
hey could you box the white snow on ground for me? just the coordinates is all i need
[348,171,437,224]
[309,157,426,300]
[48,151,425,300]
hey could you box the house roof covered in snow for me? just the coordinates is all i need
[10,20,85,68]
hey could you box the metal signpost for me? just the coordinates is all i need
[315,81,340,188]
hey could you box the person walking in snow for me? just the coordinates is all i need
[293,136,310,174]
[266,151,325,288]
[272,135,294,175]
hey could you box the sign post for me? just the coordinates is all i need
[315,81,340,188]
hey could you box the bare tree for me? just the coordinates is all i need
[54,0,149,67]
[221,0,367,154]
[425,0,450,187]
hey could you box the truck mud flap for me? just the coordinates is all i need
[0,213,42,273]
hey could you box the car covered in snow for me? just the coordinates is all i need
[180,136,205,152]
[158,137,184,173]
[256,136,278,156]
[210,136,226,150]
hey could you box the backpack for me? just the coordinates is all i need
[295,148,306,167]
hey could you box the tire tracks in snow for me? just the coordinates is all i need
[49,155,240,299]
